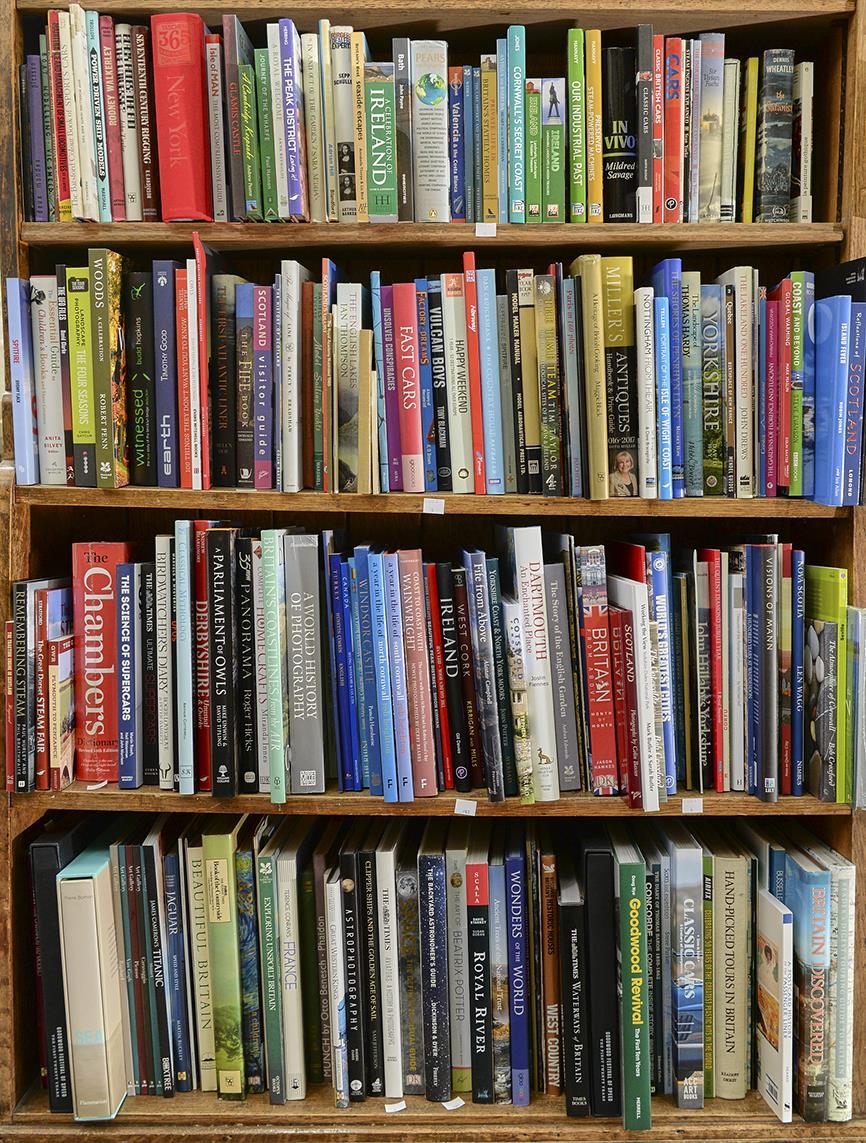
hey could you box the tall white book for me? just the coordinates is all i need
[301,33,328,222]
[375,821,405,1098]
[329,25,356,222]
[634,286,657,499]
[205,37,229,222]
[409,40,450,222]
[28,276,66,484]
[440,272,473,493]
[790,61,814,222]
[756,887,794,1122]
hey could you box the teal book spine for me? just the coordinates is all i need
[507,25,526,222]
[262,531,288,803]
[256,851,286,1103]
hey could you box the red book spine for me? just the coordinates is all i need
[652,34,664,223]
[99,16,127,220]
[301,280,315,490]
[698,548,724,790]
[320,260,334,493]
[426,562,455,790]
[34,590,49,791]
[452,566,485,790]
[392,282,425,492]
[462,252,487,494]
[398,551,438,796]
[47,12,71,219]
[619,607,643,809]
[769,279,793,490]
[150,13,213,221]
[5,621,14,792]
[765,299,779,497]
[663,38,683,224]
[131,26,161,222]
[608,605,628,794]
[193,233,212,490]
[72,542,132,783]
[175,268,194,489]
[779,543,793,796]
[193,521,212,791]
[581,590,619,794]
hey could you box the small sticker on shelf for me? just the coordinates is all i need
[443,1097,465,1110]
[454,798,477,817]
[86,780,108,790]
[423,497,445,515]
[475,222,497,238]
[385,1101,407,1114]
[682,797,704,814]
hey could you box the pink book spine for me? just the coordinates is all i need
[392,282,424,492]
[398,549,438,796]
[765,299,779,497]
[99,16,127,220]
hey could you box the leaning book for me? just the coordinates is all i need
[756,886,794,1123]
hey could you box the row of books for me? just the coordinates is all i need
[20,10,813,227]
[11,525,863,807]
[9,248,866,504]
[34,812,854,1124]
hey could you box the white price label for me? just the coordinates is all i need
[681,797,704,814]
[385,1101,407,1114]
[443,1097,465,1110]
[453,798,477,817]
[422,497,446,515]
[474,222,497,238]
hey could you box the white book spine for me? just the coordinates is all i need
[268,25,291,220]
[277,853,305,1099]
[185,260,202,491]
[445,833,471,1090]
[85,11,111,222]
[375,844,404,1098]
[114,25,142,220]
[280,261,310,492]
[688,39,702,223]
[302,34,327,223]
[69,5,99,220]
[440,275,473,493]
[174,521,195,795]
[330,26,355,222]
[58,12,84,221]
[183,840,218,1091]
[512,526,560,801]
[251,539,270,792]
[634,286,657,498]
[720,59,740,222]
[756,888,793,1122]
[729,570,746,790]
[325,872,350,1106]
[205,40,229,223]
[318,20,339,220]
[410,40,450,222]
[828,863,854,1120]
[28,276,66,484]
[154,535,175,789]
[790,62,813,223]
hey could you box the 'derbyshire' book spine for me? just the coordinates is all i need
[207,529,239,797]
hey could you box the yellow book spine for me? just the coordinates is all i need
[584,30,603,222]
[740,57,759,224]
[350,32,369,222]
[572,254,609,498]
[516,269,541,487]
[480,55,498,223]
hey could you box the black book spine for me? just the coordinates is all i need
[467,862,493,1103]
[207,530,239,796]
[140,562,160,785]
[486,559,518,798]
[506,271,529,492]
[646,864,662,1094]
[212,276,238,486]
[435,562,471,792]
[19,65,34,222]
[452,567,485,791]
[30,844,72,1110]
[141,844,175,1097]
[127,842,157,1094]
[54,265,75,485]
[235,537,257,793]
[426,278,452,492]
[418,851,451,1101]
[341,846,366,1101]
[421,568,446,792]
[583,847,622,1116]
[125,271,157,485]
[559,895,589,1116]
[601,47,638,222]
[635,27,653,222]
[392,38,414,222]
[356,844,384,1095]
[235,299,255,487]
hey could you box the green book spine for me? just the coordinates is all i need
[66,267,97,486]
[365,62,398,222]
[88,248,128,488]
[239,62,262,221]
[702,853,714,1098]
[299,862,324,1084]
[619,859,651,1129]
[524,80,542,223]
[254,49,278,222]
[204,822,246,1099]
[256,851,286,1103]
[542,78,566,222]
[312,284,324,489]
[789,271,806,497]
[262,531,288,803]
[39,35,56,221]
[567,29,586,222]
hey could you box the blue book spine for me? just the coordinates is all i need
[329,553,354,790]
[654,295,673,499]
[648,549,677,793]
[758,296,767,496]
[496,40,508,224]
[507,25,526,222]
[173,520,195,794]
[278,20,306,217]
[25,56,48,221]
[236,845,265,1093]
[384,552,414,801]
[791,548,806,796]
[354,546,383,795]
[814,295,852,506]
[163,852,193,1092]
[652,260,684,497]
[85,11,111,222]
[5,279,39,485]
[339,559,362,790]
[415,279,437,491]
[802,272,816,498]
[417,848,451,1099]
[348,558,370,789]
[449,70,465,222]
[476,269,504,494]
[153,261,180,487]
[370,271,390,493]
[368,552,399,801]
[505,839,530,1105]
[117,563,141,789]
[472,67,482,222]
[843,302,866,505]
[462,66,475,224]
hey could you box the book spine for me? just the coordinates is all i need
[601,50,637,222]
[262,531,288,802]
[125,271,157,486]
[419,850,452,1100]
[25,56,47,222]
[131,26,159,221]
[755,49,795,221]
[635,27,653,223]
[479,56,497,223]
[393,38,414,221]
[339,845,365,1100]
[441,273,473,493]
[368,553,398,801]
[584,30,603,221]
[152,261,179,487]
[256,853,286,1102]
[436,564,471,792]
[205,36,229,222]
[681,272,704,497]
[410,40,449,222]
[399,551,438,795]
[6,280,40,485]
[427,278,452,491]
[545,564,580,792]
[567,30,586,222]
[54,268,75,484]
[234,539,256,794]
[452,567,485,791]
[462,65,475,223]
[525,78,542,223]
[720,59,740,222]
[28,276,65,485]
[449,68,465,221]
[391,282,424,490]
[252,286,273,489]
[115,23,142,220]
[466,856,493,1102]
[462,253,488,493]
[496,41,507,223]
[663,39,683,222]
[203,829,245,1100]
[88,249,127,489]
[208,531,238,797]
[117,566,142,788]
[285,536,326,793]
[301,35,326,222]
[237,62,261,219]
[383,554,414,799]
[507,25,526,222]
[579,546,619,793]
[46,14,72,220]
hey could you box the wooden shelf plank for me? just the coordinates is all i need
[21,221,845,251]
[13,485,850,517]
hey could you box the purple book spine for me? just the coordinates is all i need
[27,56,49,222]
[278,19,307,219]
[381,285,404,492]
[253,285,274,489]
[153,260,180,487]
